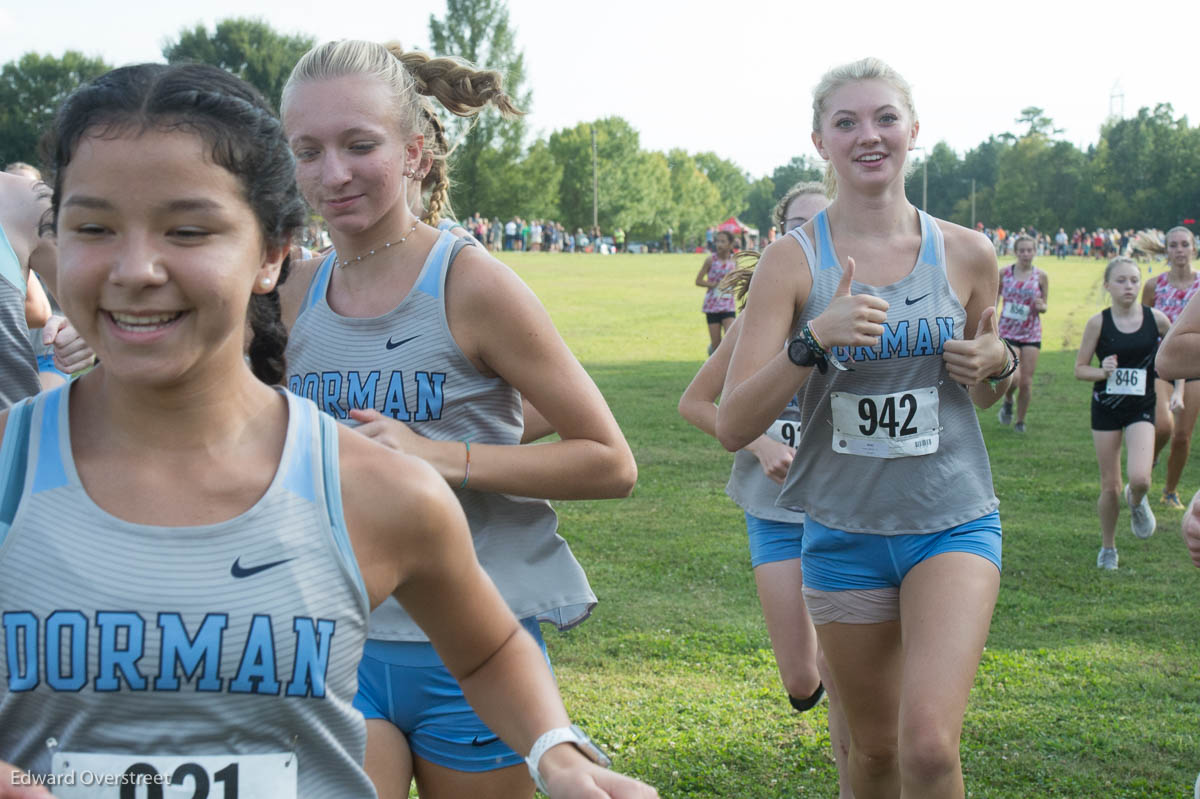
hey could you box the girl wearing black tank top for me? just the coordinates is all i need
[1075,258,1173,569]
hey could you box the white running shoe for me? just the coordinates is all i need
[998,401,1014,425]
[1125,484,1157,539]
[1096,547,1118,570]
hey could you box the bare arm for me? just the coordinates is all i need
[715,239,814,451]
[1157,295,1200,380]
[1073,314,1110,382]
[1035,270,1049,313]
[352,247,636,500]
[23,273,51,329]
[1141,277,1156,308]
[716,239,888,451]
[678,316,793,483]
[521,398,555,443]
[342,432,656,798]
[695,257,714,287]
[941,227,1011,407]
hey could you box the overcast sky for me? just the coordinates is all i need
[3,0,1196,178]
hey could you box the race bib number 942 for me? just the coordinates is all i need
[51,752,296,798]
[831,387,940,458]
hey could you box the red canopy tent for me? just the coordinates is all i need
[716,217,760,248]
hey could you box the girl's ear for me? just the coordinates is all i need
[254,242,289,294]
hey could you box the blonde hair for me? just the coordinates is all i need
[1103,256,1138,283]
[811,57,917,197]
[1013,234,1036,252]
[282,40,523,226]
[722,182,831,305]
[1166,225,1197,253]
[773,180,827,232]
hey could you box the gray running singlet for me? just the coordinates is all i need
[777,209,998,533]
[286,230,595,640]
[0,223,39,408]
[0,387,375,798]
[725,396,805,522]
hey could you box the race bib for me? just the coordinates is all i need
[766,418,799,448]
[1001,302,1030,323]
[51,751,297,798]
[830,387,940,458]
[1106,367,1146,396]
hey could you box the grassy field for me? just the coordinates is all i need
[496,249,1200,799]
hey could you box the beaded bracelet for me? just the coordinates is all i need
[796,323,829,374]
[802,321,849,372]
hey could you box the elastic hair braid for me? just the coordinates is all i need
[418,102,454,225]
[247,255,291,385]
[390,46,523,118]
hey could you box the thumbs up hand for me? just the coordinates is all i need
[809,258,889,350]
[942,306,1009,385]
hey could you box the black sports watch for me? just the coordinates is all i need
[786,336,827,372]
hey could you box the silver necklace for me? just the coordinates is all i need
[336,220,420,269]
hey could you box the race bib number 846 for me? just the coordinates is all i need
[1106,367,1146,396]
[51,752,296,798]
[831,387,940,458]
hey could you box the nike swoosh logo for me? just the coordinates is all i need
[386,335,420,350]
[904,293,930,306]
[231,557,295,579]
[470,735,500,747]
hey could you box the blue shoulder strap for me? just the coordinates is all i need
[0,398,35,535]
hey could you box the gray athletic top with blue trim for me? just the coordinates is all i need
[0,223,39,408]
[0,387,376,798]
[776,209,998,534]
[286,230,595,641]
[725,396,805,523]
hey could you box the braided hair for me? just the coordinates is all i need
[282,40,523,227]
[42,63,307,384]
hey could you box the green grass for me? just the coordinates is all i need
[499,251,1200,798]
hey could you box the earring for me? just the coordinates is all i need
[261,278,272,288]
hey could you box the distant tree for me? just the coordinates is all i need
[1091,104,1200,229]
[769,156,823,204]
[693,152,749,219]
[477,138,561,221]
[548,117,670,234]
[162,18,314,108]
[665,149,724,246]
[429,0,531,216]
[1014,106,1063,139]
[743,176,776,237]
[904,141,965,221]
[0,51,110,168]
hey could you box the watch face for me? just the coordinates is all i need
[788,338,812,367]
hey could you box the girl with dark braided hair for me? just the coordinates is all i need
[280,40,639,799]
[0,61,654,799]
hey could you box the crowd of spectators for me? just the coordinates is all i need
[982,224,1161,261]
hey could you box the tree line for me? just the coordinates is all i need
[2,9,1197,248]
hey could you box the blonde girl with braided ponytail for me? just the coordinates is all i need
[279,41,646,799]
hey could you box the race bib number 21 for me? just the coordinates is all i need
[831,387,940,458]
[51,752,296,798]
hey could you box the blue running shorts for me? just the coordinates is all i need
[745,511,805,568]
[353,617,550,771]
